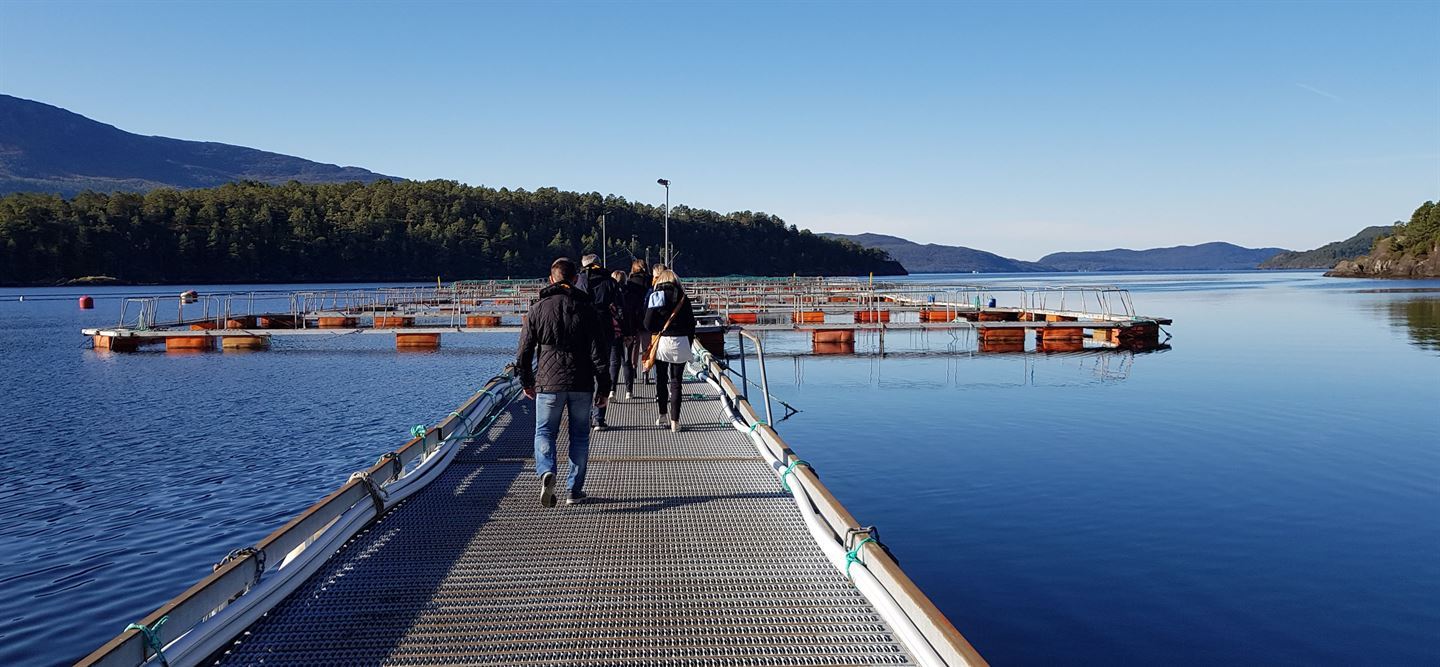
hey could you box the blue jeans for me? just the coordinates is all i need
[534,391,593,493]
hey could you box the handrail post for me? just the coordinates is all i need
[738,330,773,427]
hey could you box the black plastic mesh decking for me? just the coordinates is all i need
[214,380,916,666]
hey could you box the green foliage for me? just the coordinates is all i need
[0,180,903,284]
[1380,200,1439,254]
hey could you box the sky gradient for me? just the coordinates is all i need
[2,1,1437,259]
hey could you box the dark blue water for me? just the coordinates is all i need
[2,273,1437,665]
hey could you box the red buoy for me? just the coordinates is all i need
[78,295,94,309]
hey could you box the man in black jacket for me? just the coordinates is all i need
[515,257,611,507]
[575,254,620,430]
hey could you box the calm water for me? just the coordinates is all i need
[1,272,1437,665]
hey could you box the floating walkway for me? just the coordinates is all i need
[81,278,1171,354]
[79,347,986,666]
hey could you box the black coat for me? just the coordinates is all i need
[575,267,619,338]
[515,283,611,395]
[619,272,650,336]
[643,281,697,338]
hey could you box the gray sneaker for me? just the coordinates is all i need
[566,490,589,505]
[539,471,556,508]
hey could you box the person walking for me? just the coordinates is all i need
[619,259,651,399]
[575,254,621,431]
[515,257,610,507]
[643,268,696,432]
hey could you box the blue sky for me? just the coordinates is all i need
[2,1,1436,259]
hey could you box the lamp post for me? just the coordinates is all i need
[599,212,607,268]
[656,178,670,266]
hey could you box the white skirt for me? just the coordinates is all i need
[655,335,694,364]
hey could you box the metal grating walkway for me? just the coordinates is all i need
[214,379,917,666]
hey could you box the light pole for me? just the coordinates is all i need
[656,178,670,266]
[599,212,607,268]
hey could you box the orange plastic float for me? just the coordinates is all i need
[374,316,412,328]
[466,315,501,327]
[396,333,441,349]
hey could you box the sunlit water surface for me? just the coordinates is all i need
[1,272,1436,665]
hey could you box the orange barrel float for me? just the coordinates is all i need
[318,316,358,328]
[1046,314,1078,322]
[855,310,890,323]
[258,314,298,329]
[812,330,856,344]
[828,296,854,303]
[373,315,413,328]
[919,309,954,322]
[812,341,856,355]
[222,335,270,351]
[978,311,1020,322]
[92,335,139,352]
[793,311,826,324]
[1037,328,1085,352]
[396,333,441,350]
[1118,323,1161,350]
[466,315,501,327]
[167,326,216,352]
[78,296,94,309]
[977,327,1025,353]
[726,312,759,324]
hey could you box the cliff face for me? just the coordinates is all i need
[1327,240,1440,278]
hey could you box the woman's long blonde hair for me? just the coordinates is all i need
[653,268,681,290]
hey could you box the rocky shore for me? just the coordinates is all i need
[1326,242,1440,278]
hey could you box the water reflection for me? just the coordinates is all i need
[1391,298,1440,351]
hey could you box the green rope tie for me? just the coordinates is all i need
[780,459,811,492]
[845,537,878,578]
[409,424,426,439]
[125,616,170,666]
[448,411,462,419]
[747,420,768,434]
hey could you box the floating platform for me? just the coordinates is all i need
[78,347,986,666]
[82,278,1172,354]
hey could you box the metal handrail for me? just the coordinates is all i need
[734,329,773,427]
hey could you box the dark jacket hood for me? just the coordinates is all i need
[539,283,592,302]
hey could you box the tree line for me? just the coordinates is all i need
[0,180,903,285]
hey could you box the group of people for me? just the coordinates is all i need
[514,254,696,507]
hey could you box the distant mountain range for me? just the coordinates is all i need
[1258,225,1396,269]
[828,233,1291,273]
[819,233,1049,272]
[0,94,394,196]
[1037,242,1287,271]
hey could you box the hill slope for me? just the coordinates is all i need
[1039,242,1287,271]
[0,95,394,196]
[820,232,1048,273]
[1259,225,1397,269]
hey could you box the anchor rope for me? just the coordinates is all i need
[845,537,878,578]
[780,459,812,492]
[125,616,170,667]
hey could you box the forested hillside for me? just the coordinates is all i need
[0,180,903,285]
[1259,225,1396,269]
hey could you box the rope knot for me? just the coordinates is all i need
[125,616,170,666]
[779,459,812,492]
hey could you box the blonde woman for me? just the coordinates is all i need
[642,268,697,431]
